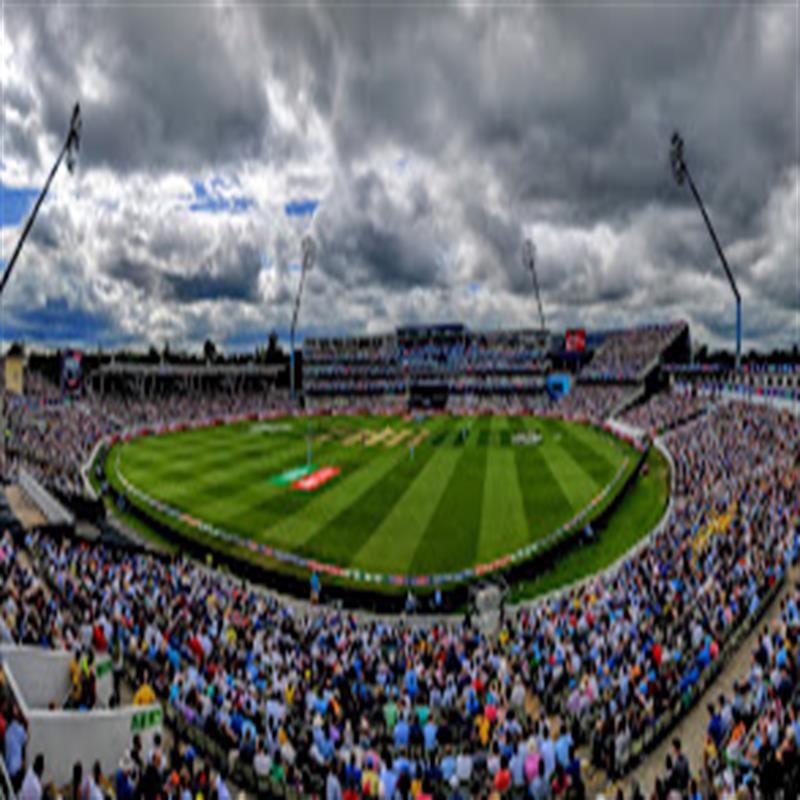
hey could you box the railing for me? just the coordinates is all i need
[0,755,14,800]
[18,468,74,527]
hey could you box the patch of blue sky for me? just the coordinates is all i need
[284,199,318,217]
[1,182,39,227]
[188,177,254,214]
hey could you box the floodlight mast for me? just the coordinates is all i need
[670,131,741,371]
[0,103,82,298]
[523,239,546,331]
[289,236,316,403]
[0,103,80,484]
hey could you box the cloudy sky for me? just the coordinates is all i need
[0,1,797,353]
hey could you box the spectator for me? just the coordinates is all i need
[19,753,44,800]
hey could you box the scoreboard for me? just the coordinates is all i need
[61,350,83,396]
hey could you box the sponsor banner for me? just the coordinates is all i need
[270,464,317,486]
[292,466,341,492]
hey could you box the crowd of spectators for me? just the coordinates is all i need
[304,329,552,404]
[580,324,686,382]
[3,399,116,496]
[0,380,280,500]
[554,384,635,421]
[621,391,710,434]
[697,585,800,798]
[0,397,796,798]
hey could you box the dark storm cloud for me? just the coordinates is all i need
[7,5,277,173]
[106,242,263,304]
[161,243,263,304]
[315,169,445,291]
[1,3,796,350]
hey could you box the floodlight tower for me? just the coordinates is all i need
[670,131,741,370]
[0,103,82,298]
[1,104,81,483]
[523,239,546,331]
[289,235,316,403]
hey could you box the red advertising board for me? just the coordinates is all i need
[292,466,341,492]
[565,329,586,353]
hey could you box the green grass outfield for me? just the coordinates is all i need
[507,444,669,602]
[107,414,642,581]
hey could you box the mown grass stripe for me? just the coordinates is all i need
[245,423,438,546]
[122,435,302,503]
[408,417,489,574]
[131,434,296,483]
[297,419,450,565]
[477,416,529,562]
[555,423,615,484]
[539,421,604,507]
[221,441,395,536]
[512,432,574,543]
[349,423,466,573]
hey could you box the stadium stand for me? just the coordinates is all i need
[698,587,800,798]
[620,389,711,435]
[579,323,689,382]
[1,385,797,797]
[304,325,551,414]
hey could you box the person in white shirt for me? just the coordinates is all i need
[19,754,44,800]
[253,740,271,777]
[83,761,104,800]
[214,772,231,800]
[455,751,472,784]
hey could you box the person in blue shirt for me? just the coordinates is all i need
[380,754,398,799]
[707,702,724,747]
[394,715,410,749]
[310,571,320,603]
[115,757,136,800]
[420,716,435,750]
[440,744,456,782]
[404,667,418,699]
[4,711,27,786]
[555,727,573,767]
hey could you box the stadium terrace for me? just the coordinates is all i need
[1,317,798,799]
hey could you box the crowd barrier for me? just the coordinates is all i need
[0,758,12,800]
[1,647,161,788]
[3,648,163,786]
[0,645,113,710]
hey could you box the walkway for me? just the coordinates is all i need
[605,563,797,797]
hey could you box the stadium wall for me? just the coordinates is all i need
[1,649,161,787]
[0,645,114,709]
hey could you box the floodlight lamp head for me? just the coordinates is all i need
[301,235,317,272]
[66,103,82,174]
[670,131,686,187]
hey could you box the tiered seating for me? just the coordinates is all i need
[555,383,635,421]
[581,323,687,381]
[1,381,277,500]
[700,587,800,797]
[1,401,796,798]
[621,390,710,433]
